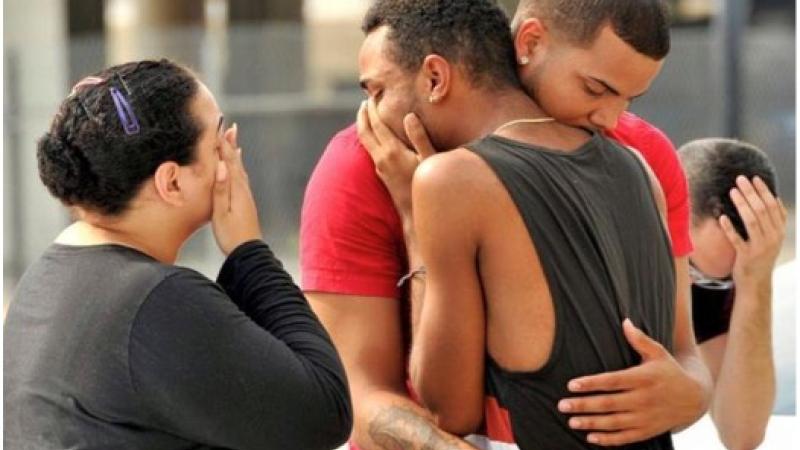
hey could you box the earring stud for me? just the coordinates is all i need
[429,95,439,104]
[519,56,530,66]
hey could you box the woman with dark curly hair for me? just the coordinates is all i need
[3,59,352,450]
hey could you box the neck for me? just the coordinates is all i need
[56,210,190,264]
[475,87,593,152]
[451,87,551,142]
[483,89,552,132]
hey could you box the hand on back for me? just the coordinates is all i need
[559,319,707,446]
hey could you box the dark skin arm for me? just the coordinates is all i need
[307,294,478,450]
[356,99,435,337]
[405,150,491,435]
[299,101,476,450]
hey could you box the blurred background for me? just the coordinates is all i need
[3,0,796,440]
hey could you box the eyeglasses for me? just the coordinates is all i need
[689,264,734,291]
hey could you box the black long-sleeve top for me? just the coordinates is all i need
[4,240,352,450]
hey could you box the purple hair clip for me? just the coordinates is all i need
[109,86,140,135]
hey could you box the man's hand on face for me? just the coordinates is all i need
[356,97,435,221]
[720,175,788,293]
[558,319,707,446]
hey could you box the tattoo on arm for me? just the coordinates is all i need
[368,405,473,450]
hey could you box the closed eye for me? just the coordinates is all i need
[584,83,605,98]
[359,79,383,101]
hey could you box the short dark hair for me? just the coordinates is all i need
[679,138,778,240]
[515,0,671,60]
[37,59,201,215]
[362,0,520,91]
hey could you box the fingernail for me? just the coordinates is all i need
[587,434,600,444]
[568,380,581,391]
[569,418,581,428]
[558,400,572,412]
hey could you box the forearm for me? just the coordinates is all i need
[354,390,478,450]
[217,240,353,444]
[402,219,426,339]
[406,233,485,434]
[671,257,713,432]
[131,272,351,449]
[672,350,713,431]
[217,240,339,349]
[218,240,308,319]
[710,283,774,449]
[669,327,713,433]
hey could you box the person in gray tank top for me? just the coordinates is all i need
[355,1,713,448]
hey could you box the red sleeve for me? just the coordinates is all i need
[300,124,406,298]
[607,113,693,257]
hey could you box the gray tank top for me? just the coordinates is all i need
[468,133,675,450]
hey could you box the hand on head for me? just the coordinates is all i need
[719,175,788,289]
[211,123,263,255]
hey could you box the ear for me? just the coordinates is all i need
[420,54,452,104]
[152,161,185,207]
[515,18,548,65]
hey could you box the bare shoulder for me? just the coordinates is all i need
[411,148,504,237]
[413,148,499,197]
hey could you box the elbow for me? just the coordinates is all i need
[305,397,354,450]
[304,379,354,450]
[718,427,767,450]
[415,378,481,436]
[330,413,354,450]
[410,355,483,436]
[327,394,354,449]
[327,388,355,448]
[340,400,355,446]
[711,405,770,450]
[430,407,482,437]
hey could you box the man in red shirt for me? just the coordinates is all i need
[302,1,709,449]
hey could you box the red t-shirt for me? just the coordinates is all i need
[301,113,692,298]
[300,124,407,299]
[607,112,693,257]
